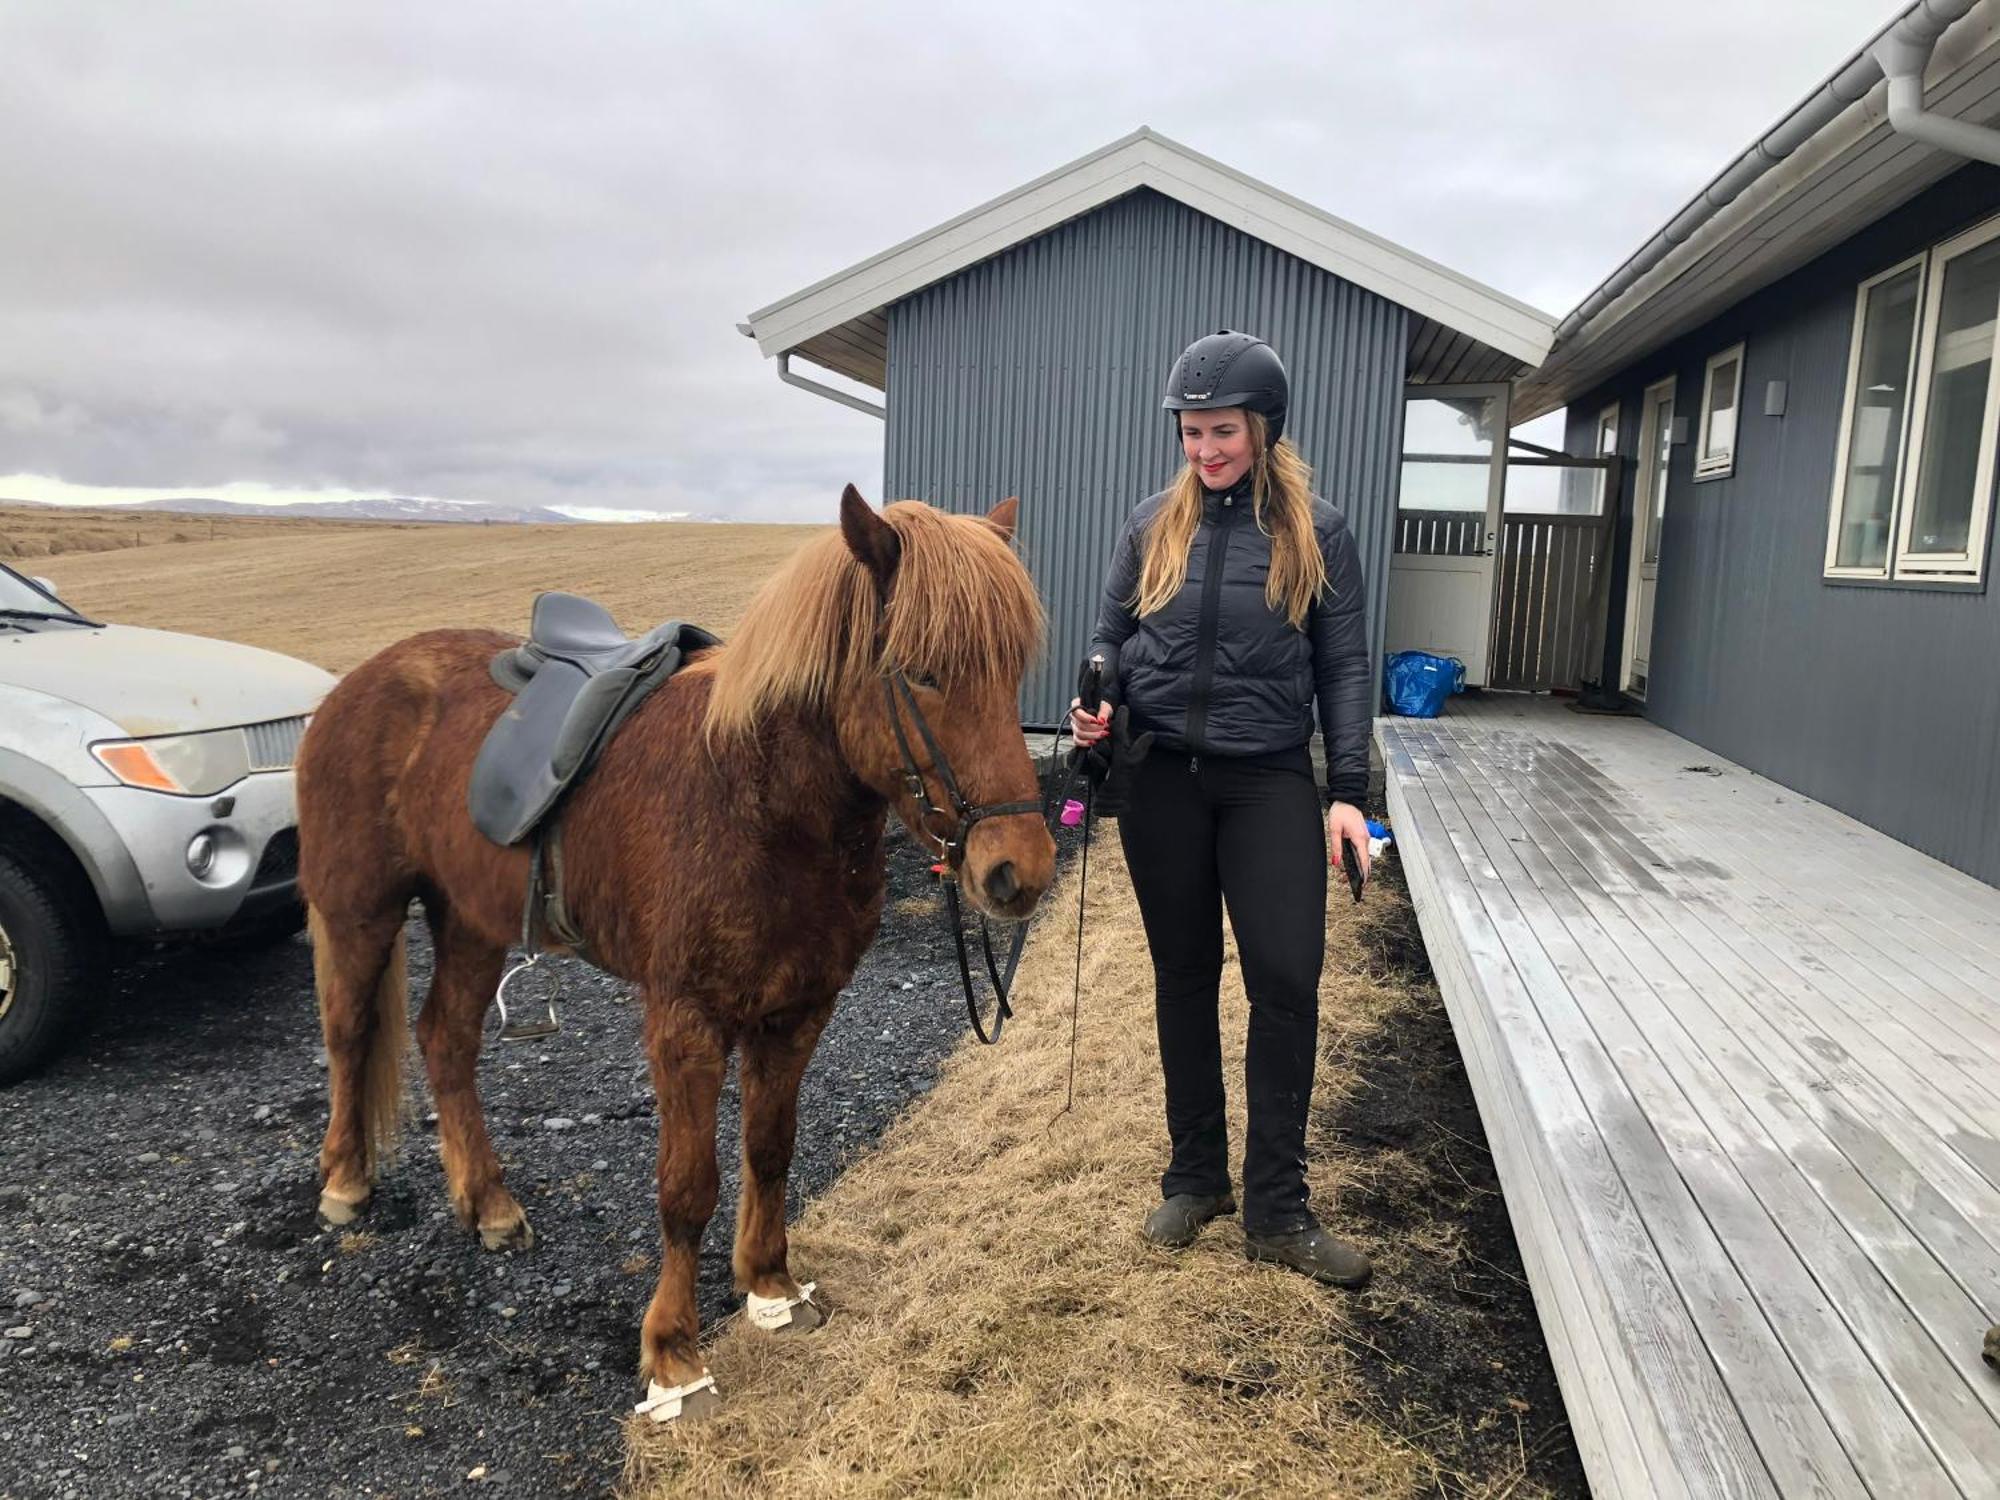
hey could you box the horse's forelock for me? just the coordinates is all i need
[877,502,1043,689]
[702,501,1042,742]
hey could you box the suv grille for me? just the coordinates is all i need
[245,716,308,771]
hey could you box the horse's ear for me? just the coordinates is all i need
[984,496,1020,544]
[839,484,900,596]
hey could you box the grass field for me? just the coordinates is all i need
[8,508,822,672]
[0,502,425,558]
[8,509,1575,1496]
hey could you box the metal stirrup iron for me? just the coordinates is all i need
[493,835,563,1043]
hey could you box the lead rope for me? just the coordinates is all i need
[1049,772,1092,1129]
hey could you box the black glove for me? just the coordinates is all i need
[1079,704,1153,818]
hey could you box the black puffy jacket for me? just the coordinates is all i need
[1086,479,1372,808]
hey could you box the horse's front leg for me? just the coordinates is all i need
[734,997,835,1335]
[636,999,727,1423]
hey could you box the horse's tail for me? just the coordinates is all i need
[309,903,410,1173]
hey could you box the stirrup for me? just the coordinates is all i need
[492,955,561,1043]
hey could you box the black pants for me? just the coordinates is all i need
[1117,745,1326,1236]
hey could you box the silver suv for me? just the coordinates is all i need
[0,561,335,1082]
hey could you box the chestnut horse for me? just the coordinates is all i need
[296,487,1053,1420]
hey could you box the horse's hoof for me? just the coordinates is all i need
[479,1213,535,1252]
[634,1372,721,1424]
[317,1189,367,1229]
[745,1282,823,1337]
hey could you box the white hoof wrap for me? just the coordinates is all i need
[745,1281,818,1332]
[634,1370,717,1423]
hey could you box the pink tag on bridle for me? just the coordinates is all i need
[1059,798,1086,827]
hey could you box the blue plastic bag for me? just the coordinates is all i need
[1384,651,1465,718]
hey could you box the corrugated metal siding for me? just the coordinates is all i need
[884,188,1408,726]
[1568,162,2000,886]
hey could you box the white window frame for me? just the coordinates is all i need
[1692,343,1745,482]
[1588,400,1621,517]
[1824,254,1926,580]
[1894,213,2000,581]
[1596,401,1620,457]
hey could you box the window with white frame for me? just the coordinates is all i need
[1826,214,2000,583]
[1584,400,1620,516]
[1693,345,1743,481]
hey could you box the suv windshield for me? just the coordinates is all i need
[0,565,87,618]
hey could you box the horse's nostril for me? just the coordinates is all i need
[984,860,1020,905]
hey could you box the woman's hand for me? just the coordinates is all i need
[1069,697,1112,747]
[1328,801,1371,884]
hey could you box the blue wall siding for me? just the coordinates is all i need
[1567,163,2000,884]
[884,188,1408,725]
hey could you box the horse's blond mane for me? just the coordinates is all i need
[701,501,1043,741]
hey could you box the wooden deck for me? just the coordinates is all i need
[1378,693,2000,1499]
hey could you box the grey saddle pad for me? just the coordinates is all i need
[469,592,718,847]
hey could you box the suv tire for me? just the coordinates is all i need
[0,846,104,1085]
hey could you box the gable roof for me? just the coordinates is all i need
[743,128,1556,391]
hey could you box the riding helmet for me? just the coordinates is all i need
[1162,330,1290,446]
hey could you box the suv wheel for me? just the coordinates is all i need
[0,847,104,1085]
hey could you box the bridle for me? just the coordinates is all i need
[880,672,1041,869]
[879,668,1048,1044]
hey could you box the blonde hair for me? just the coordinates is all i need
[701,501,1044,742]
[1134,412,1327,629]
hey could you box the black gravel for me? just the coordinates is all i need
[0,826,1013,1500]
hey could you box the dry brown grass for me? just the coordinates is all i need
[17,516,823,672]
[0,503,419,561]
[624,839,1493,1500]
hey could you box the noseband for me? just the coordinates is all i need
[880,672,1041,869]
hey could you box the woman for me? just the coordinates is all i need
[1074,329,1373,1288]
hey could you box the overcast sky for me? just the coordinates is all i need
[0,1,1902,522]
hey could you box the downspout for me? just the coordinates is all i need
[777,353,886,420]
[1877,28,2000,163]
[1554,0,1984,345]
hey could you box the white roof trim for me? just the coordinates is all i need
[745,128,1555,371]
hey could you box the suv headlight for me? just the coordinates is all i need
[92,729,253,797]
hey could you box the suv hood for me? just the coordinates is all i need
[0,623,336,736]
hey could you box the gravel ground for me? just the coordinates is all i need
[0,826,1010,1500]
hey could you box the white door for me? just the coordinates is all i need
[1385,384,1509,687]
[1622,377,1676,698]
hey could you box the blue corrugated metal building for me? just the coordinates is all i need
[744,129,1554,725]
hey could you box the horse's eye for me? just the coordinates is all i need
[907,670,940,691]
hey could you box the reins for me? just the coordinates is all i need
[878,659,1101,1053]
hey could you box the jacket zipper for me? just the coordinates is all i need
[1184,494,1239,768]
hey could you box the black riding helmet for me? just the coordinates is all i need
[1162,330,1290,447]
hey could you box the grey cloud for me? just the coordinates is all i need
[0,1,1894,520]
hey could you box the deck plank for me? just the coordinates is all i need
[1423,720,2000,1485]
[1378,696,2000,1498]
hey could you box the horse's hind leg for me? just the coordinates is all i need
[415,900,530,1250]
[733,998,834,1336]
[313,906,411,1226]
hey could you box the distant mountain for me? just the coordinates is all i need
[1,496,723,525]
[123,496,581,524]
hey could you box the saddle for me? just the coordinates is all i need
[469,592,719,849]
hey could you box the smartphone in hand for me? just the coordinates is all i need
[1340,833,1366,904]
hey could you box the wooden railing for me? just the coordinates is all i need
[1393,504,1613,693]
[1394,509,1485,557]
[1490,514,1612,692]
